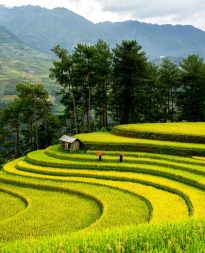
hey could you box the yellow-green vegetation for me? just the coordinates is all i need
[112,122,205,143]
[0,162,151,242]
[0,187,27,222]
[2,122,205,252]
[75,132,205,156]
[3,160,188,223]
[114,122,205,136]
[0,182,102,241]
[1,219,205,253]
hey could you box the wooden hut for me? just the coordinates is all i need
[59,135,80,151]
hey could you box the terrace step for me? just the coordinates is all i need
[2,159,190,222]
[112,122,205,143]
[75,132,205,156]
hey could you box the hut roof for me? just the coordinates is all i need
[59,135,78,143]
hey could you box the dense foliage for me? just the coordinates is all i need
[1,83,60,164]
[50,40,205,134]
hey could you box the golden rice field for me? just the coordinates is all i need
[112,122,205,143]
[114,122,205,136]
[1,122,205,252]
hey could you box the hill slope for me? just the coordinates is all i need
[97,21,205,58]
[0,5,205,58]
[0,5,100,53]
[0,24,58,107]
[2,122,205,251]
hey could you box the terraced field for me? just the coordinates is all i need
[112,122,205,143]
[1,123,205,252]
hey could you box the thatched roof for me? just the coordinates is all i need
[59,135,78,143]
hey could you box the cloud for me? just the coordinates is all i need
[96,0,205,31]
[101,0,205,18]
[0,0,78,9]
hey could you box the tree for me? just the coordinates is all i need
[39,114,61,148]
[177,55,205,121]
[92,40,112,128]
[72,44,96,132]
[0,109,12,165]
[111,40,148,123]
[140,63,164,122]
[158,58,180,121]
[2,98,22,157]
[1,83,59,159]
[16,83,51,151]
[50,45,78,134]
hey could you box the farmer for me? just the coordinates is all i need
[120,152,124,162]
[96,151,103,161]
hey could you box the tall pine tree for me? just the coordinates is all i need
[177,55,205,121]
[111,40,148,123]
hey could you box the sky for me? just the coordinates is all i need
[0,0,205,31]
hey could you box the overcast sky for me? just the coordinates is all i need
[1,0,205,31]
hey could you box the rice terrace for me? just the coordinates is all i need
[1,122,205,252]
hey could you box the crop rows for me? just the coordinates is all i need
[4,159,191,221]
[112,122,205,143]
[75,132,205,156]
[3,146,205,222]
[1,128,205,252]
[0,186,28,222]
[12,149,205,217]
[0,160,153,242]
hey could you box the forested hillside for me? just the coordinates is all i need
[0,24,60,108]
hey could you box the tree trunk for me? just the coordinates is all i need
[33,101,39,150]
[171,88,174,121]
[16,121,20,157]
[103,104,108,127]
[102,81,108,127]
[167,91,170,119]
[72,94,78,134]
[44,104,48,148]
[30,121,33,151]
[88,86,91,132]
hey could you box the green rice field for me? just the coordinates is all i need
[1,122,205,252]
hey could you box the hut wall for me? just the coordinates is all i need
[61,140,80,151]
[61,141,66,149]
[70,141,80,151]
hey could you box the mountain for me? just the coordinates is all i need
[97,21,205,59]
[0,5,205,59]
[0,24,60,109]
[0,5,101,53]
